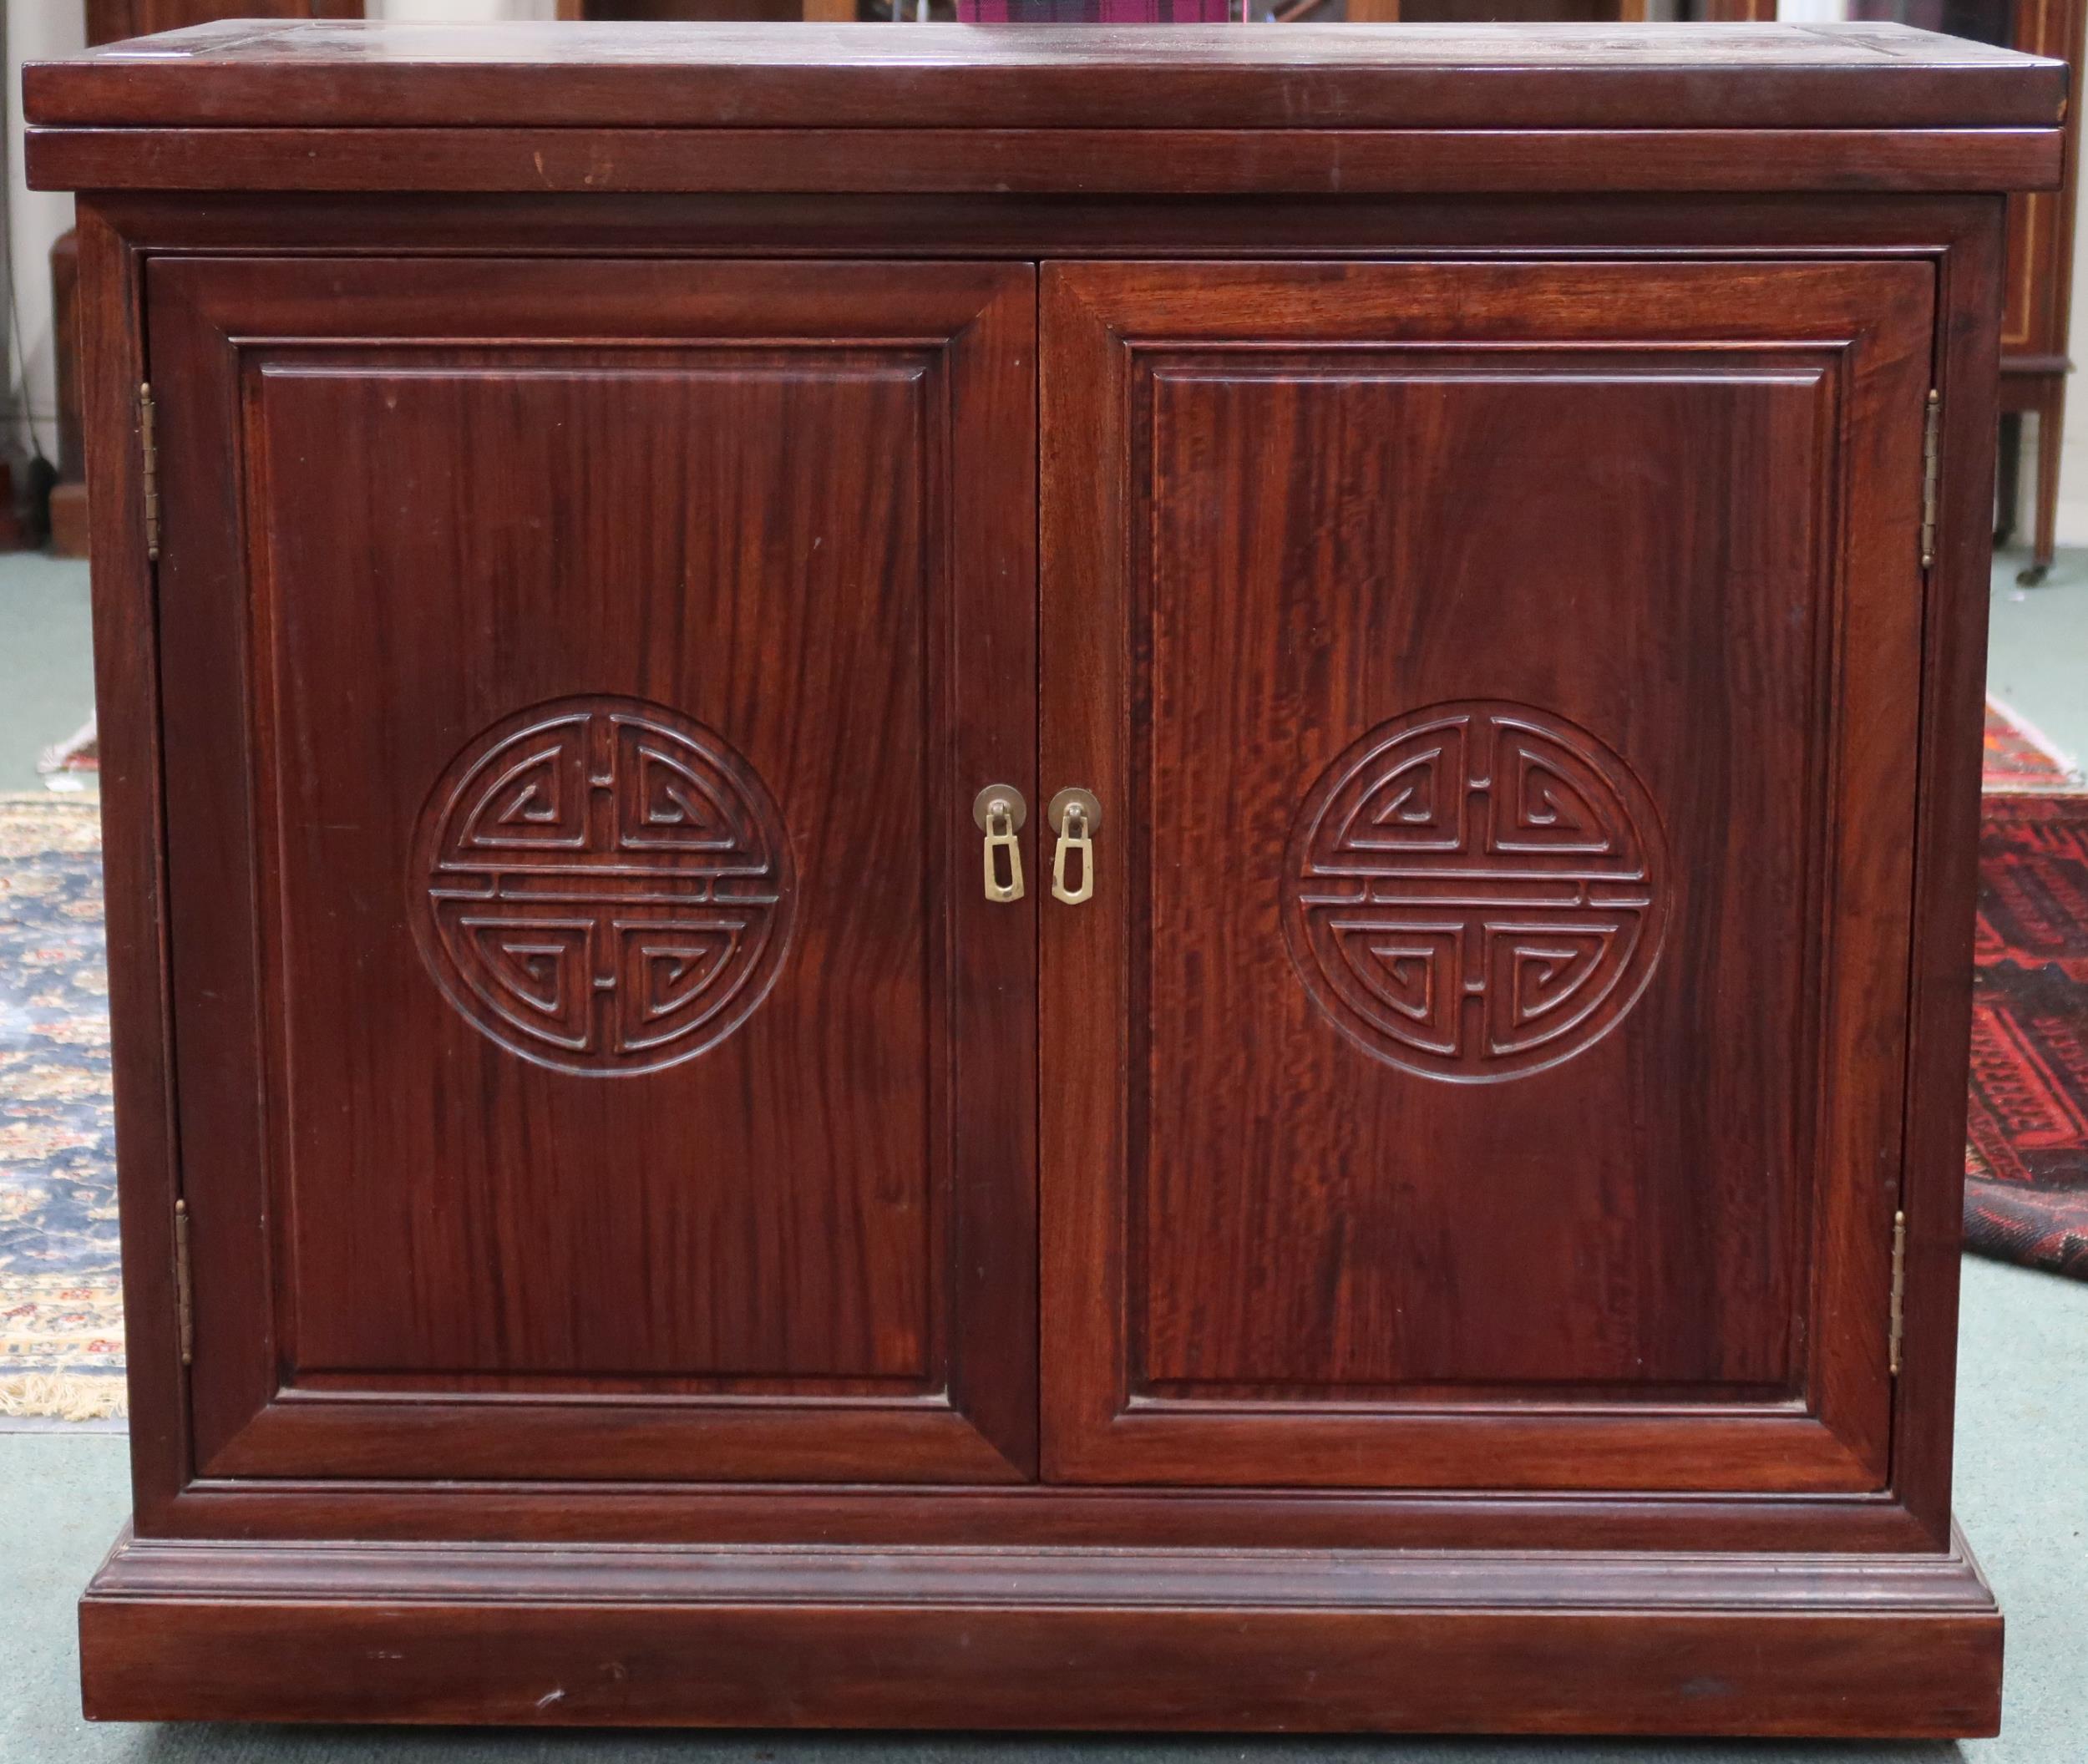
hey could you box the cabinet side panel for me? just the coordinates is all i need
[1895,200,2009,1543]
[77,203,188,1526]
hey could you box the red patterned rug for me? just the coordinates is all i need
[1983,697,2080,792]
[1964,795,2088,1279]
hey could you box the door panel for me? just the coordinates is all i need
[1041,260,1933,1490]
[151,257,1036,1482]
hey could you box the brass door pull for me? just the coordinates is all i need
[973,784,1026,903]
[1049,788,1102,905]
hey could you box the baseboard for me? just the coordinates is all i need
[79,1523,2003,1735]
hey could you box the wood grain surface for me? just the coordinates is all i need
[145,255,1036,1484]
[1042,258,1934,1491]
[77,1524,2001,1734]
[26,19,2064,130]
[24,124,2064,196]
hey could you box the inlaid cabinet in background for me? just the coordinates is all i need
[1707,0,2085,578]
[25,16,2059,1739]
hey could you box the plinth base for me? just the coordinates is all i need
[81,1523,2002,1736]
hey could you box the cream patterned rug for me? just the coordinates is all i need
[0,797,122,1420]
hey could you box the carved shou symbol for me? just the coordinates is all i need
[1281,701,1668,1082]
[409,695,794,1074]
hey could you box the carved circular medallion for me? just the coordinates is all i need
[409,695,794,1075]
[1281,701,1667,1083]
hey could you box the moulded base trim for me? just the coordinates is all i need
[80,1521,2002,1736]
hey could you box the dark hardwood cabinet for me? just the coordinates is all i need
[24,17,2062,1739]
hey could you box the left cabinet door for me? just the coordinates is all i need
[147,256,1037,1484]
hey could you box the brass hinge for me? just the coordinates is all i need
[1888,1209,1908,1377]
[1919,389,1941,570]
[139,381,161,563]
[173,1197,194,1367]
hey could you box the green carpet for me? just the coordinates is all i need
[0,1255,2080,1763]
[1989,549,2088,773]
[0,556,94,796]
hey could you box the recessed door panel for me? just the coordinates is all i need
[151,257,1036,1483]
[1041,260,1933,1490]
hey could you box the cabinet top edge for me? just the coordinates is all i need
[23,21,2066,136]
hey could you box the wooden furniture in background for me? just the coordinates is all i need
[1704,0,2085,580]
[86,0,361,37]
[1351,3,1651,18]
[559,3,864,19]
[1994,0,2083,580]
[48,231,86,556]
[25,18,2060,1736]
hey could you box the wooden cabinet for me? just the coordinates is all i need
[1991,0,2082,579]
[24,17,2061,1740]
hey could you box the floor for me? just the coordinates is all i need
[1988,547,2088,773]
[0,552,95,795]
[0,550,2083,1761]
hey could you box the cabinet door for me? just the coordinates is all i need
[151,257,1036,1483]
[1041,260,1933,1490]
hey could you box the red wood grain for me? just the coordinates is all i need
[27,19,2065,130]
[146,256,1037,1483]
[24,124,2064,196]
[1041,259,1933,1490]
[77,1526,2002,1736]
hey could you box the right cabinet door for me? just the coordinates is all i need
[1040,260,1935,1490]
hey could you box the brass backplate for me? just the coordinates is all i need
[1048,787,1102,834]
[973,783,1027,833]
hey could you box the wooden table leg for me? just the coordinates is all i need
[2020,377,2065,585]
[1995,409,2022,547]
